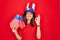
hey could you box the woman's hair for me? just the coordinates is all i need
[23,11,36,26]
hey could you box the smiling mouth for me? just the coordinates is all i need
[28,16,31,18]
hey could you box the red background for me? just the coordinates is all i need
[0,0,59,40]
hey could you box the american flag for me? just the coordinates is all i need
[10,14,25,32]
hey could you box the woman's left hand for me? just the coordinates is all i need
[35,14,40,25]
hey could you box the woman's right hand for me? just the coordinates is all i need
[10,17,22,40]
[12,26,17,33]
[12,27,22,40]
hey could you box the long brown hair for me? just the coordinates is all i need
[23,11,36,26]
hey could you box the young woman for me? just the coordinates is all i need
[13,9,41,40]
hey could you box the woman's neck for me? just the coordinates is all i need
[27,19,31,24]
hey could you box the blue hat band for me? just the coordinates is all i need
[26,8,34,12]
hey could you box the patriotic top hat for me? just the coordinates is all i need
[14,2,36,20]
[26,2,36,12]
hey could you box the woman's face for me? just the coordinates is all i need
[26,12,33,20]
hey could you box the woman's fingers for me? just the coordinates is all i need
[35,14,40,21]
[12,27,16,32]
[37,14,40,20]
[35,14,40,25]
[35,17,37,22]
[12,26,18,33]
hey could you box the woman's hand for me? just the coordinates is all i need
[35,14,41,39]
[35,14,40,25]
[10,19,22,40]
[12,27,22,40]
[12,26,17,33]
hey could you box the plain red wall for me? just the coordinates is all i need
[0,0,59,40]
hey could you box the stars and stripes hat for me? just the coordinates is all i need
[26,2,36,12]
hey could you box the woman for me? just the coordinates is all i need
[11,2,41,40]
[13,8,41,40]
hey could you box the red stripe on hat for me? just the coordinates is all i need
[29,2,32,8]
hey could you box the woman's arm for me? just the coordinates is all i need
[13,28,22,40]
[35,14,41,39]
[36,25,41,39]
